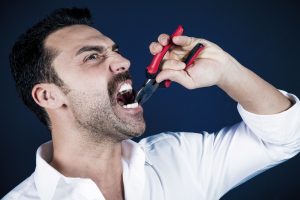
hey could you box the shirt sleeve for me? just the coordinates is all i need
[183,90,300,199]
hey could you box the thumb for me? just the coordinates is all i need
[172,36,194,47]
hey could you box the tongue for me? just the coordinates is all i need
[117,89,136,106]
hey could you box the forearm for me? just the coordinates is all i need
[150,34,293,114]
[218,55,292,115]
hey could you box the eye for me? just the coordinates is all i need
[84,53,100,62]
[113,48,120,54]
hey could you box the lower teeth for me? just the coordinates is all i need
[122,102,138,109]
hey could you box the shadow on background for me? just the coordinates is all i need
[1,0,299,199]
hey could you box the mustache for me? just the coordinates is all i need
[108,71,132,99]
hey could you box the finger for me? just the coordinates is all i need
[158,34,170,46]
[149,42,163,55]
[172,36,212,48]
[160,59,186,71]
[173,35,193,47]
[155,69,196,89]
[195,46,225,60]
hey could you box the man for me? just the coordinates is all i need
[3,7,300,200]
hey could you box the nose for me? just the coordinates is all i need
[109,55,130,74]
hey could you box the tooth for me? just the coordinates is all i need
[119,83,132,93]
[122,102,138,109]
[131,102,138,108]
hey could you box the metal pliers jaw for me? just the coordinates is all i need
[135,25,204,105]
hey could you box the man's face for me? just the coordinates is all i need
[45,25,145,141]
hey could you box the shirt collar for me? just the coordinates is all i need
[33,140,146,200]
[34,141,60,200]
[122,140,146,200]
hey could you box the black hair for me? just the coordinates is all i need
[9,8,93,128]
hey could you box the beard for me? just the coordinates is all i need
[66,71,145,143]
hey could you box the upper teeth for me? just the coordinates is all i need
[118,83,132,93]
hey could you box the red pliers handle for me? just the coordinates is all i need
[145,25,204,88]
[135,26,204,105]
[146,25,184,76]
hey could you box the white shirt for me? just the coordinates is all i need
[3,91,300,200]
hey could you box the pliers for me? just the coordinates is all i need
[135,25,205,105]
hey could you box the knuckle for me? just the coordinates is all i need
[169,59,178,65]
[165,59,179,68]
[187,37,194,45]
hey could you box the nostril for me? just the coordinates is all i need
[118,66,126,71]
[110,59,130,72]
[110,65,124,72]
[113,67,126,73]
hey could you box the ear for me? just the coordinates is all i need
[32,83,65,109]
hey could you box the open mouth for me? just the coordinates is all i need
[116,82,138,109]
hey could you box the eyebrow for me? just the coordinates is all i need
[75,44,119,56]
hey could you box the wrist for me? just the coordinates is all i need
[216,54,243,91]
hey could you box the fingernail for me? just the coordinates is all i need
[173,37,179,42]
[160,36,168,44]
[157,44,163,51]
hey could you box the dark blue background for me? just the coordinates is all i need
[1,0,299,199]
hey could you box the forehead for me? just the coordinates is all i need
[44,25,114,52]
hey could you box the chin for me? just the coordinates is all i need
[118,120,146,140]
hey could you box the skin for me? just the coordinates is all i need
[32,25,145,199]
[31,25,292,200]
[151,34,292,114]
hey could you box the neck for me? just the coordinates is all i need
[49,116,125,199]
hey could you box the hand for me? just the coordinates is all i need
[149,34,241,89]
[150,33,292,114]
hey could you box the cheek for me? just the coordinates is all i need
[65,75,111,109]
[55,64,109,92]
[67,89,111,116]
[67,74,109,93]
